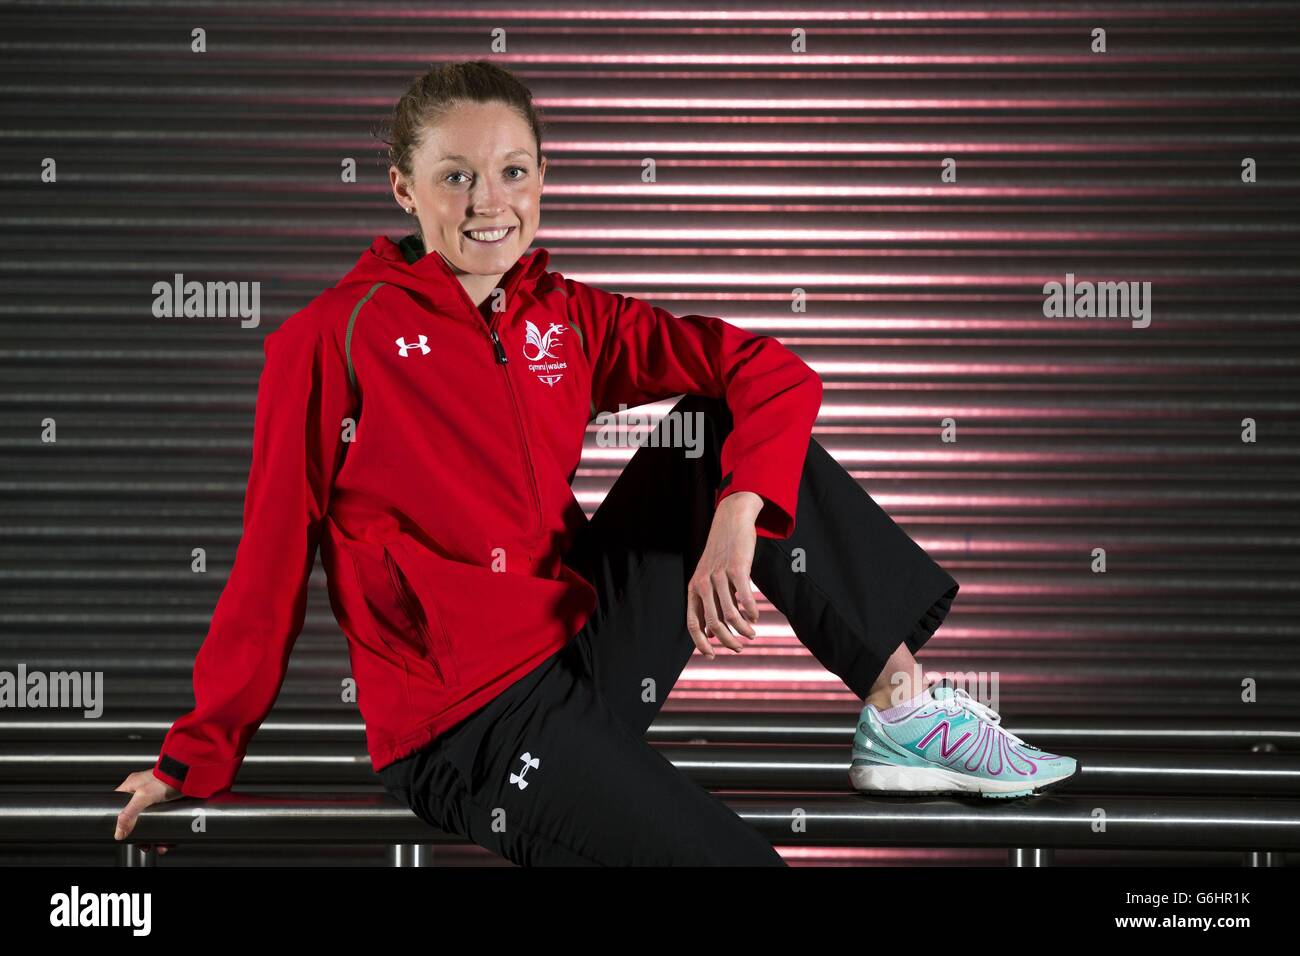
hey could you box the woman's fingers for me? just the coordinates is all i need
[713,568,757,640]
[688,579,739,656]
[114,770,183,846]
[732,570,761,629]
[704,575,744,652]
[686,588,715,659]
[115,788,152,842]
[688,571,758,655]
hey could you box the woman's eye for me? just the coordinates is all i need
[445,168,525,184]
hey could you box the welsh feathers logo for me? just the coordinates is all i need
[523,320,568,386]
[523,320,565,360]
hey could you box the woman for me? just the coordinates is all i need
[114,60,1076,866]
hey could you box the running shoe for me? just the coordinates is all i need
[850,679,1079,798]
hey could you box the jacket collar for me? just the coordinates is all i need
[340,233,552,328]
[378,232,550,315]
[397,232,427,266]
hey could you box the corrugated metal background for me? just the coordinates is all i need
[2,1,1298,865]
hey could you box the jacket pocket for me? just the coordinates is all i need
[382,543,460,688]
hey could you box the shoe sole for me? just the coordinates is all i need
[849,759,1081,799]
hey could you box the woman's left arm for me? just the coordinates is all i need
[562,278,823,656]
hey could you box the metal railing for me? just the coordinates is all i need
[0,792,1296,868]
[2,712,1296,867]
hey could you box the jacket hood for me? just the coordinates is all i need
[338,232,553,315]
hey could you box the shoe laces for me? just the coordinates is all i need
[939,687,1028,747]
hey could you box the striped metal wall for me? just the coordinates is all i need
[2,1,1298,865]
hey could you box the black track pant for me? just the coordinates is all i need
[377,394,960,866]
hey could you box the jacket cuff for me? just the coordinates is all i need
[151,751,240,798]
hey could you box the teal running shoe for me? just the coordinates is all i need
[850,679,1079,798]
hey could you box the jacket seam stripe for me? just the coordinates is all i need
[346,281,387,389]
[562,318,596,419]
[587,294,625,416]
[564,318,584,352]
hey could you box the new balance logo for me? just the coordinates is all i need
[395,335,430,357]
[509,752,540,790]
[917,721,972,759]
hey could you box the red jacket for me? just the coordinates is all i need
[152,234,824,797]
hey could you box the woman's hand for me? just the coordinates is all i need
[114,770,183,855]
[686,491,764,658]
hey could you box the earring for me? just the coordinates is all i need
[406,206,415,215]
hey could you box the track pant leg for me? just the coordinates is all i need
[564,393,961,736]
[378,643,785,866]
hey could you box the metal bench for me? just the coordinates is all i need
[2,712,1297,867]
[0,792,1295,868]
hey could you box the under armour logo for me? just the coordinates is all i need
[509,751,540,790]
[395,335,430,357]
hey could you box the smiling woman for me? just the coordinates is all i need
[119,59,988,868]
[376,61,549,309]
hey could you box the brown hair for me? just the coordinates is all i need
[375,60,547,180]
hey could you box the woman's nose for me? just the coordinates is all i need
[472,186,512,213]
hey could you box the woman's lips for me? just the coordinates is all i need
[463,225,516,245]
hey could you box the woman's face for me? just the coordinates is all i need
[390,100,546,279]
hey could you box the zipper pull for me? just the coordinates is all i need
[490,329,508,364]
